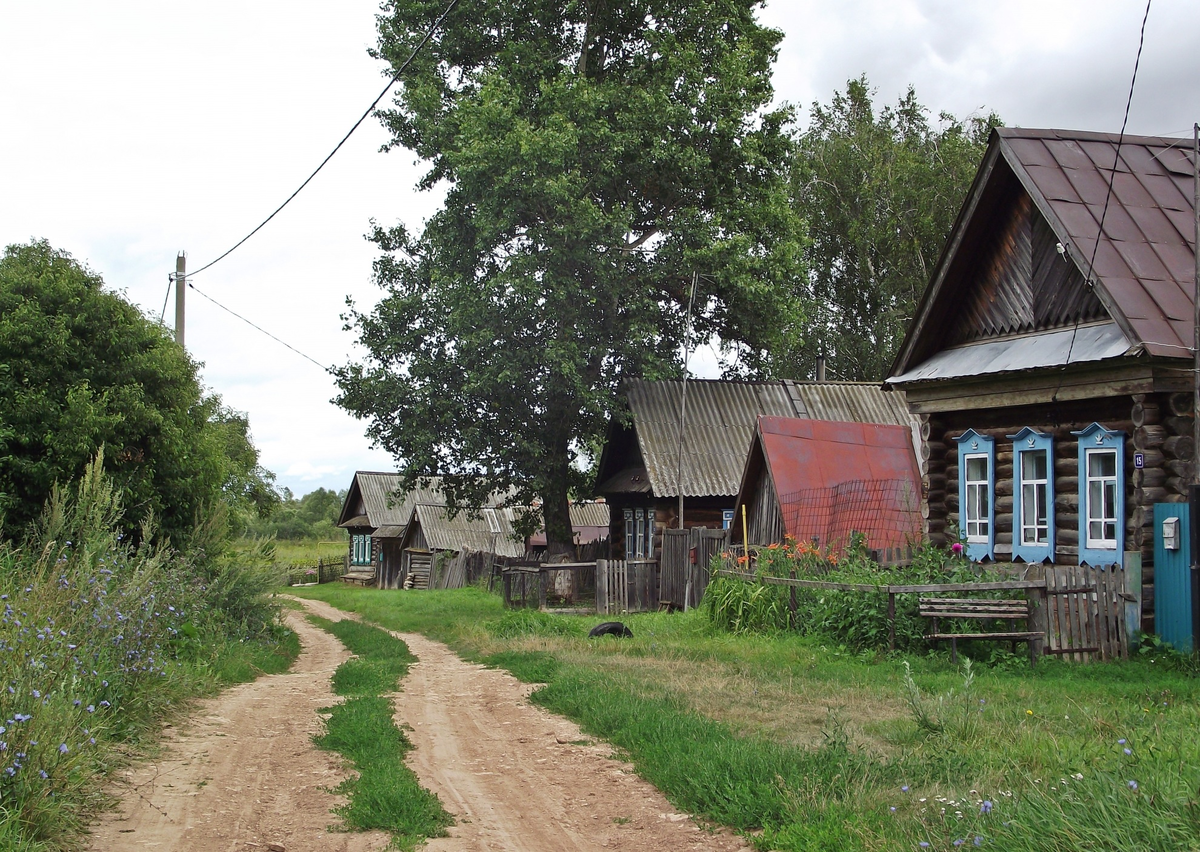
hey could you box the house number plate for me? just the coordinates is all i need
[1134,452,1144,469]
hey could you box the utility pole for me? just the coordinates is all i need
[175,251,186,349]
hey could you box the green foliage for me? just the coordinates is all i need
[336,1,806,552]
[246,486,345,542]
[487,607,582,639]
[788,77,1001,381]
[0,240,277,544]
[309,619,451,848]
[0,457,295,850]
[704,540,986,651]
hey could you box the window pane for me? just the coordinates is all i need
[1089,450,1116,478]
[967,456,988,481]
[1022,450,1047,481]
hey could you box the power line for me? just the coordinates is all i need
[187,0,463,279]
[159,276,173,323]
[1054,0,1152,403]
[187,282,331,373]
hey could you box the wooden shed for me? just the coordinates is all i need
[731,416,923,555]
[594,379,917,559]
[334,472,444,585]
[886,128,1198,632]
[394,503,526,589]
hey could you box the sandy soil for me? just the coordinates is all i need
[88,597,749,852]
[86,603,389,852]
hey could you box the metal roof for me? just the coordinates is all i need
[734,417,922,549]
[890,321,1132,383]
[997,128,1196,358]
[409,504,526,557]
[337,471,447,530]
[615,379,915,498]
[892,127,1197,379]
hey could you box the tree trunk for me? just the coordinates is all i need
[541,398,576,563]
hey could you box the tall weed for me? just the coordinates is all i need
[0,457,292,849]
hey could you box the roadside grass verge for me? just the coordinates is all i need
[308,616,453,849]
[0,460,298,851]
[291,586,1200,851]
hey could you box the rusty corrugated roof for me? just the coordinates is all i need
[410,504,526,557]
[998,128,1196,358]
[620,379,915,498]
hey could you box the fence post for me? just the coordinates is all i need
[788,569,798,629]
[887,590,896,651]
[596,559,608,614]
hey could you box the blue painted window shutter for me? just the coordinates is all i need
[1008,427,1055,563]
[1072,423,1125,567]
[954,429,995,561]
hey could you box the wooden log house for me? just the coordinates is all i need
[594,378,917,559]
[334,472,447,586]
[887,128,1198,633]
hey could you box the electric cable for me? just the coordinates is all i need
[187,282,331,373]
[187,0,463,279]
[159,277,173,323]
[1052,0,1153,405]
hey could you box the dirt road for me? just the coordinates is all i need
[89,598,748,852]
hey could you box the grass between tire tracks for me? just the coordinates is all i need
[293,585,1200,852]
[307,616,453,849]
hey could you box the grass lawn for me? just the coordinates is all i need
[290,584,1200,851]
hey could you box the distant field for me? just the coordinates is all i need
[237,538,347,566]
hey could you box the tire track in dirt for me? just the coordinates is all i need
[86,603,388,852]
[390,630,750,852]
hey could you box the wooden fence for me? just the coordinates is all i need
[715,561,1131,663]
[1041,564,1129,663]
[502,559,658,614]
[660,528,726,610]
[283,557,346,586]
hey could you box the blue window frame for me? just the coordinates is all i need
[954,429,995,561]
[1072,423,1125,566]
[722,509,735,530]
[1008,427,1055,563]
[350,533,372,566]
[623,509,635,557]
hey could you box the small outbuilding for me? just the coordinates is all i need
[731,416,923,556]
[594,378,918,560]
[394,503,526,589]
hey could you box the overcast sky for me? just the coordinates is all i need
[2,1,1197,498]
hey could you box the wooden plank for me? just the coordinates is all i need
[1075,566,1094,667]
[1096,566,1112,661]
[596,559,608,614]
[1047,567,1064,656]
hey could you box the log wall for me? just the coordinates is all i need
[921,393,1195,633]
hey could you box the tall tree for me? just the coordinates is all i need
[789,77,999,381]
[335,1,805,554]
[0,240,276,543]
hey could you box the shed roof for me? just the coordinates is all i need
[406,504,526,558]
[336,472,451,540]
[526,501,612,547]
[734,417,922,549]
[891,127,1197,381]
[597,379,915,499]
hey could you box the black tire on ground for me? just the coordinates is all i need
[588,621,633,638]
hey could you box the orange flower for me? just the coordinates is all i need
[737,555,749,565]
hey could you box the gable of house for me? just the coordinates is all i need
[891,128,1196,392]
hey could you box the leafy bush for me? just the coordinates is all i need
[704,538,997,650]
[0,457,290,849]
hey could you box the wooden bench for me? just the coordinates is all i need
[919,596,1044,666]
[339,570,376,587]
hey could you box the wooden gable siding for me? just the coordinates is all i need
[745,462,784,547]
[948,182,1105,347]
